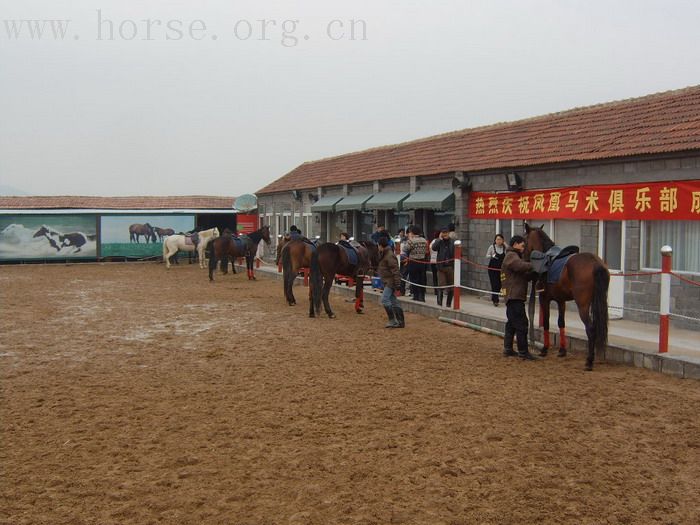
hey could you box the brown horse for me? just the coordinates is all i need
[523,223,610,371]
[129,223,156,243]
[308,241,379,319]
[280,237,316,307]
[153,226,174,241]
[207,226,271,281]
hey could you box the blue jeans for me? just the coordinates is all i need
[381,286,398,308]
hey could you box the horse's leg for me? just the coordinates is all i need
[308,279,315,318]
[222,254,229,275]
[322,273,335,318]
[247,255,255,280]
[539,295,550,357]
[557,300,568,357]
[577,303,595,371]
[285,263,296,306]
[354,275,364,314]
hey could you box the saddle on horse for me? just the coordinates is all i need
[183,231,200,247]
[531,245,580,286]
[337,240,359,265]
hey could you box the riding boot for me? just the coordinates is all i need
[384,306,398,328]
[437,290,443,306]
[503,323,517,357]
[446,290,453,308]
[393,307,405,328]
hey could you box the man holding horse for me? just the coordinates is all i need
[502,235,538,360]
[377,237,405,328]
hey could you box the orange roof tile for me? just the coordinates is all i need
[257,86,700,194]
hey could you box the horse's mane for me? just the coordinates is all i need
[535,228,555,252]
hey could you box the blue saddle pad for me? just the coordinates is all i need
[341,245,358,265]
[548,255,572,284]
[232,236,246,250]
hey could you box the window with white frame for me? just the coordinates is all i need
[643,220,700,274]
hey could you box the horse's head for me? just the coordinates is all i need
[361,241,381,273]
[213,227,220,239]
[523,222,553,261]
[33,226,49,238]
[261,225,271,245]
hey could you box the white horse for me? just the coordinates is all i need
[163,227,220,269]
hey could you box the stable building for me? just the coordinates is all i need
[0,195,251,262]
[257,86,700,329]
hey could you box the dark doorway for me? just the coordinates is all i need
[196,213,237,234]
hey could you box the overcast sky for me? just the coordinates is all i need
[1,0,699,197]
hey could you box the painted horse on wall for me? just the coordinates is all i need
[208,226,271,281]
[523,223,610,371]
[163,227,220,269]
[33,225,93,253]
[129,223,156,244]
[153,227,175,242]
[307,240,379,318]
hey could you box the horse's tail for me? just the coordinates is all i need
[591,263,610,352]
[281,240,293,287]
[309,245,322,313]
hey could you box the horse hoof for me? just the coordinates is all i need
[584,365,593,372]
[539,348,548,357]
[328,313,336,319]
[558,349,567,357]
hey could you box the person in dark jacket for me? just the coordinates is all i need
[486,233,507,306]
[501,235,538,360]
[431,228,455,307]
[289,225,303,240]
[377,237,405,328]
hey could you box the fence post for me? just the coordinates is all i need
[453,240,461,310]
[658,245,672,353]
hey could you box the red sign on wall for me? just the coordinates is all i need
[236,214,258,234]
[469,180,700,221]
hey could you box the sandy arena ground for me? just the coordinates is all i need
[1,263,700,525]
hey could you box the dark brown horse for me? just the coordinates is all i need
[280,237,316,307]
[207,226,271,281]
[129,223,156,243]
[308,241,379,319]
[524,223,610,371]
[153,226,174,241]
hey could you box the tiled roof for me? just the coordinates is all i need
[0,195,236,210]
[258,86,700,194]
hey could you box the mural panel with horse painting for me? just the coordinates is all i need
[100,215,195,259]
[0,215,97,260]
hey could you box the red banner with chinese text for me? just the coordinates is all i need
[468,180,700,220]
[236,214,258,234]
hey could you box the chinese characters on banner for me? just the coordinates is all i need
[236,214,258,234]
[469,180,700,221]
